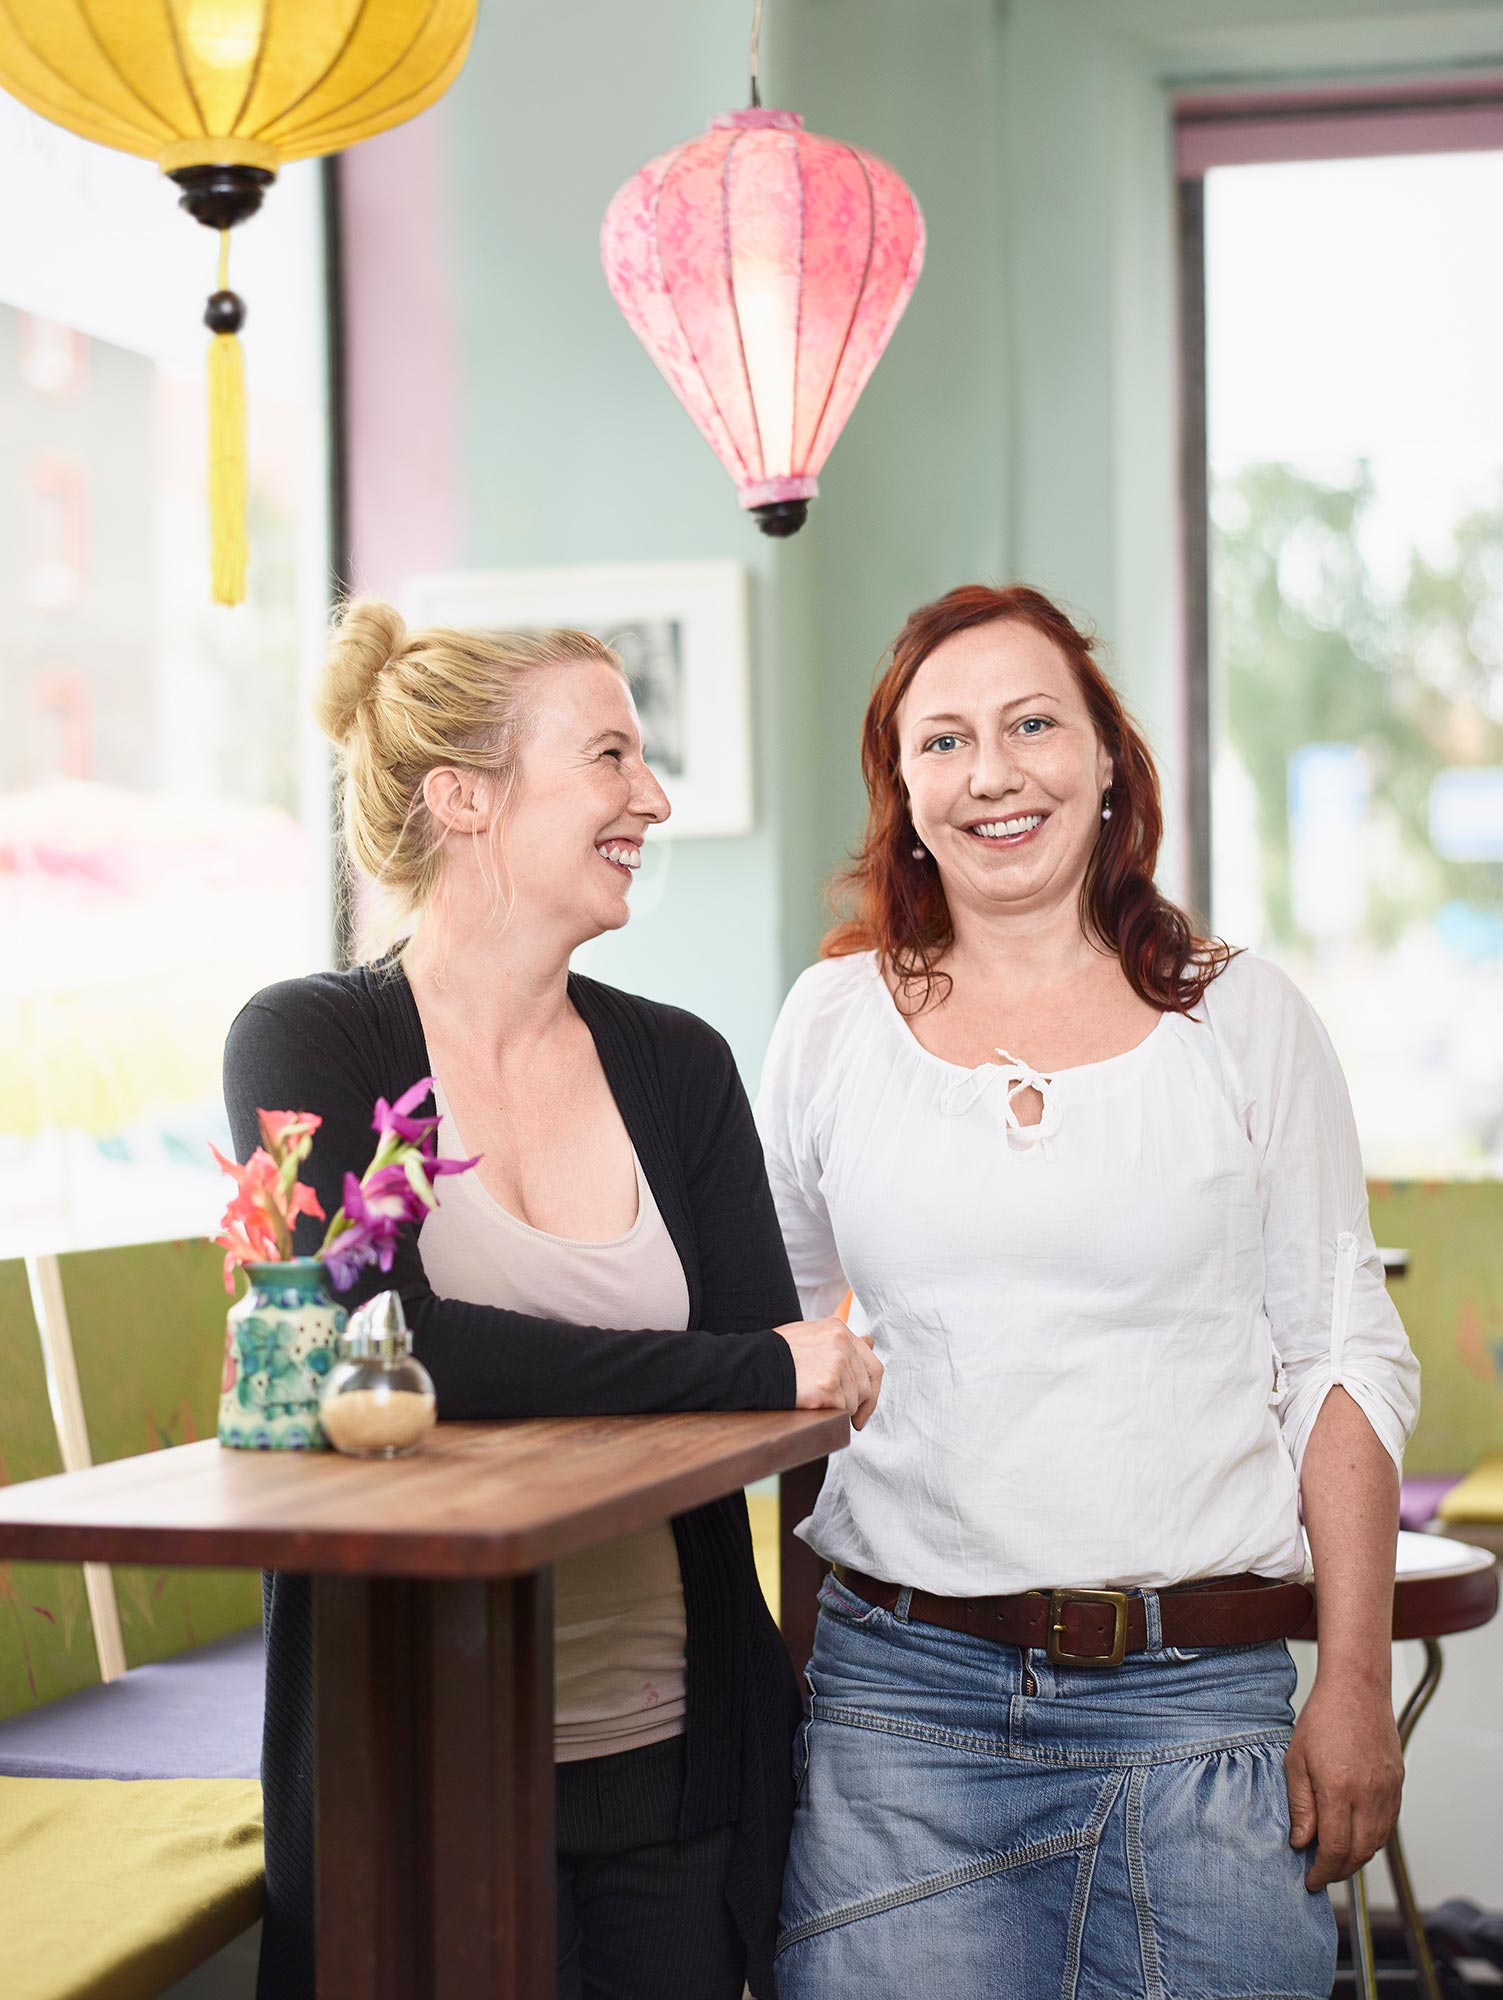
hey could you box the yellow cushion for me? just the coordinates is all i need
[1438,1451,1503,1524]
[747,1484,779,1616]
[0,1777,262,2000]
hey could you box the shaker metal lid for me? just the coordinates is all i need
[342,1290,412,1362]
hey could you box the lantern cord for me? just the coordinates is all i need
[749,0,763,107]
[206,228,248,606]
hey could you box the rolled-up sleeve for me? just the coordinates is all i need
[1240,964,1420,1478]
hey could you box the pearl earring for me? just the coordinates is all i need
[1101,792,1113,823]
[912,843,927,860]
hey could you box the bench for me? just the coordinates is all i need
[0,1246,266,2000]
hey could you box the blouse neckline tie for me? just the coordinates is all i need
[939,1048,1063,1154]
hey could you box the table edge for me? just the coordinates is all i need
[0,1411,849,1577]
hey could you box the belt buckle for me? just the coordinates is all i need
[1046,1588,1129,1668]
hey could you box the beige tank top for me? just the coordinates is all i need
[418,1080,690,1763]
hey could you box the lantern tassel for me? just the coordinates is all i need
[205,231,248,606]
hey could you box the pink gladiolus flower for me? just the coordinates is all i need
[214,1210,281,1291]
[285,1181,326,1227]
[211,1145,325,1229]
[210,1144,284,1225]
[210,1140,326,1289]
[257,1109,323,1155]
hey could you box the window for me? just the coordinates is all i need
[1180,92,1503,1177]
[0,92,335,1255]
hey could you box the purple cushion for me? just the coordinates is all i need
[0,1627,263,1780]
[1400,1474,1464,1533]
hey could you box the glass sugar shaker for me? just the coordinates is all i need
[319,1290,437,1459]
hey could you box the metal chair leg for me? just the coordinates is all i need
[1383,1638,1446,2000]
[1349,1864,1381,2000]
[1395,1637,1444,1750]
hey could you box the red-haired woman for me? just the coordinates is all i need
[756,586,1419,2000]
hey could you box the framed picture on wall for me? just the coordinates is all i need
[401,560,753,838]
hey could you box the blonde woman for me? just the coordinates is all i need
[223,602,881,2000]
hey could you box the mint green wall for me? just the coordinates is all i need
[435,0,788,1078]
[422,0,1013,1076]
[762,0,1010,982]
[365,0,1494,1079]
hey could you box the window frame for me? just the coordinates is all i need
[1176,79,1503,923]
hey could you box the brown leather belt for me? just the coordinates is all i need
[831,1564,1313,1669]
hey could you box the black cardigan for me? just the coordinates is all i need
[223,961,804,1999]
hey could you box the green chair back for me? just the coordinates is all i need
[58,1240,261,1667]
[0,1259,100,1718]
[1368,1179,1503,1474]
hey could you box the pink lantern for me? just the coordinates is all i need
[601,107,925,536]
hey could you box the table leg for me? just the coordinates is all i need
[313,1576,423,1998]
[314,1570,555,1999]
[779,1457,828,1680]
[1383,1638,1445,2000]
[426,1572,556,2000]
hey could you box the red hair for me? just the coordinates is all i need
[823,584,1232,1013]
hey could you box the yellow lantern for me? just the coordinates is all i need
[0,2,478,603]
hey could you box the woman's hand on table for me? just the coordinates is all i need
[776,1319,884,1430]
[1284,1675,1403,1890]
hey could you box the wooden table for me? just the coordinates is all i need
[0,1410,848,1999]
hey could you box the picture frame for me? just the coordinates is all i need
[401,560,753,838]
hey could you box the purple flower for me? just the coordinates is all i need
[355,1162,429,1236]
[371,1077,442,1147]
[320,1168,424,1289]
[317,1084,481,1292]
[320,1223,378,1292]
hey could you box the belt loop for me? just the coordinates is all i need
[1142,1589,1163,1652]
[893,1585,914,1623]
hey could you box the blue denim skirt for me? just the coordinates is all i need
[774,1572,1337,2000]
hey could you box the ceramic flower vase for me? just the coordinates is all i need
[218,1258,347,1450]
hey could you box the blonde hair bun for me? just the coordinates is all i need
[316,597,408,745]
[316,602,625,960]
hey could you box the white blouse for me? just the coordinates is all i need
[754,948,1420,1595]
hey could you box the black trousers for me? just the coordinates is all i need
[556,1734,745,2000]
